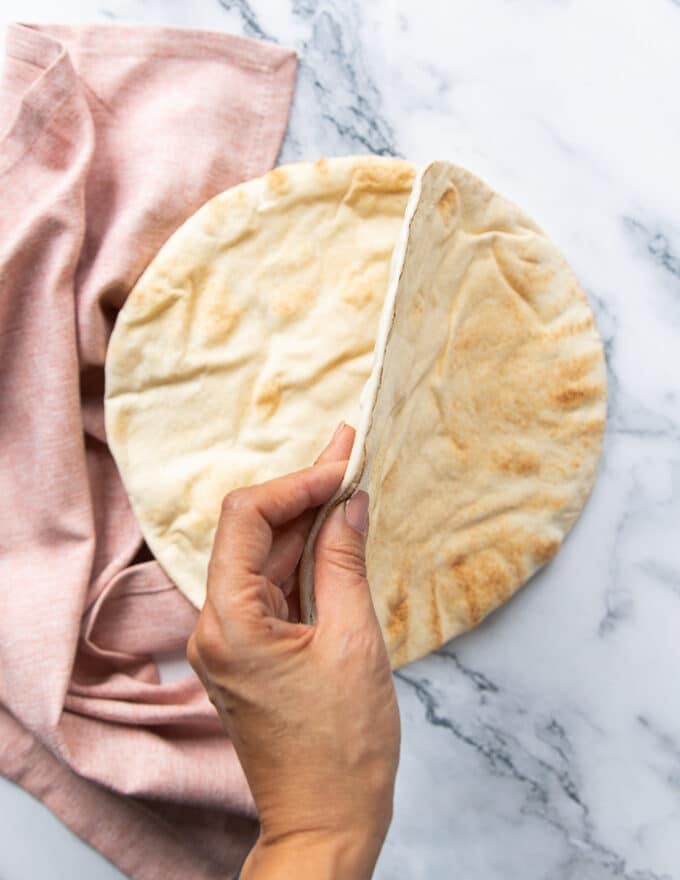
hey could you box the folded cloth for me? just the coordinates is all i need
[0,22,296,879]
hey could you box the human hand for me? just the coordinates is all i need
[187,423,400,879]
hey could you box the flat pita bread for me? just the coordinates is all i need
[105,157,416,608]
[301,161,606,666]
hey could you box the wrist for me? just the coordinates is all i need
[240,824,388,880]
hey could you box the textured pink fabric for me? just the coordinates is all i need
[0,22,297,879]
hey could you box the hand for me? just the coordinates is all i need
[187,423,400,879]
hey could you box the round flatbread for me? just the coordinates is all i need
[105,157,416,608]
[105,156,606,668]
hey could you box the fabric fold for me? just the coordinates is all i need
[0,21,297,879]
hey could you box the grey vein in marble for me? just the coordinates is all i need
[220,0,397,158]
[623,217,680,282]
[395,656,673,880]
[638,716,680,790]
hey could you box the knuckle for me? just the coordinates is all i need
[323,540,368,579]
[190,607,231,673]
[348,622,383,658]
[220,487,251,517]
[325,611,387,665]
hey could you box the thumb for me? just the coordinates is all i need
[313,490,376,627]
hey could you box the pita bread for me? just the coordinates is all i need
[105,157,416,608]
[302,161,606,666]
[105,157,606,668]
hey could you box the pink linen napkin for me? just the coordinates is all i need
[0,21,297,879]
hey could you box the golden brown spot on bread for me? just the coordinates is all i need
[408,287,426,321]
[206,300,242,338]
[490,448,541,476]
[314,158,329,176]
[569,281,588,303]
[127,282,180,324]
[558,352,601,382]
[531,537,561,565]
[551,417,605,443]
[342,284,375,309]
[450,554,487,625]
[267,168,290,195]
[545,316,594,340]
[202,198,228,237]
[428,577,443,645]
[109,409,129,449]
[386,580,409,644]
[447,427,468,453]
[255,377,283,416]
[526,494,566,513]
[183,260,211,293]
[202,194,255,247]
[437,188,458,226]
[449,526,539,625]
[351,162,416,193]
[272,287,315,320]
[451,548,512,626]
[144,505,173,534]
[553,384,604,408]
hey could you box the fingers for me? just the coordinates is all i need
[244,459,347,529]
[314,421,355,466]
[313,490,378,629]
[265,423,355,585]
[209,459,347,584]
[263,524,309,588]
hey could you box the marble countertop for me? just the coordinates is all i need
[1,2,679,879]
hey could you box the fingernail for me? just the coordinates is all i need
[345,490,369,535]
[332,421,346,442]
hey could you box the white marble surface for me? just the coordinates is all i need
[1,1,679,878]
